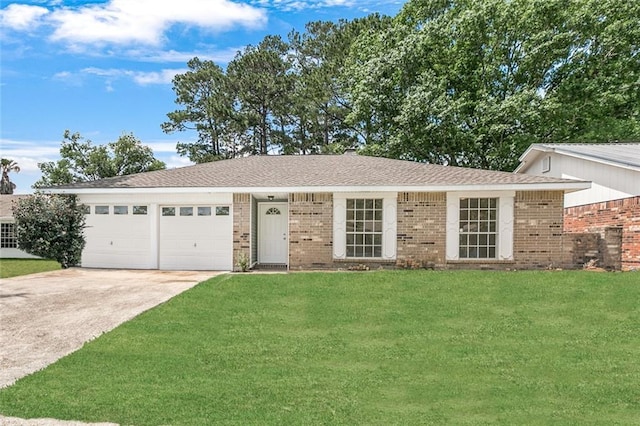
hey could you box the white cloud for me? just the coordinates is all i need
[48,0,266,46]
[75,66,187,87]
[0,4,49,30]
[0,139,60,173]
[124,47,242,64]
[2,1,266,47]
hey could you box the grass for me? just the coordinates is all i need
[0,271,639,425]
[0,258,60,278]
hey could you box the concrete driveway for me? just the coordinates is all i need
[0,268,222,389]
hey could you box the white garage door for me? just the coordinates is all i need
[159,205,233,270]
[82,204,154,269]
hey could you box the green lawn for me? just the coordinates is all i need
[1,271,639,425]
[0,258,60,278]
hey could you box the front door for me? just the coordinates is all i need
[258,202,288,264]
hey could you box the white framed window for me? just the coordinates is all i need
[162,207,175,216]
[133,205,148,215]
[346,198,383,258]
[114,206,128,215]
[180,207,194,216]
[216,206,230,216]
[95,206,109,215]
[198,206,212,216]
[458,198,497,259]
[446,192,514,261]
[1,223,17,248]
[334,192,397,260]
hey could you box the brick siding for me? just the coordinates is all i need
[233,193,251,270]
[288,193,334,269]
[234,190,571,271]
[564,196,640,271]
[513,191,565,269]
[396,192,446,268]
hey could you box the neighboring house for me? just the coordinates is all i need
[516,143,640,270]
[46,153,589,271]
[0,194,39,259]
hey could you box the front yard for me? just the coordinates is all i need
[0,271,638,424]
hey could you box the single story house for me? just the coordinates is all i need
[46,153,589,271]
[0,194,40,259]
[516,143,640,270]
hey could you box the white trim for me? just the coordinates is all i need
[333,192,397,261]
[45,182,591,195]
[446,191,515,261]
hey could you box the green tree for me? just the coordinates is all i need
[162,58,236,163]
[35,131,166,187]
[13,194,86,268]
[227,35,293,155]
[345,0,640,170]
[1,158,20,194]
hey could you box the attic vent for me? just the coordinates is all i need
[542,156,551,173]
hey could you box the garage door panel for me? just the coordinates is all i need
[159,205,232,271]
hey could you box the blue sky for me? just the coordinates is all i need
[1,0,404,193]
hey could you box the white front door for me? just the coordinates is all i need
[258,202,288,264]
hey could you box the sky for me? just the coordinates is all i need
[1,0,405,193]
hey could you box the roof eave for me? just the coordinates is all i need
[44,181,591,195]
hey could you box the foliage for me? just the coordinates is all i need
[1,158,20,194]
[164,18,391,163]
[235,251,250,272]
[0,259,61,279]
[345,0,640,170]
[12,194,86,268]
[1,271,638,424]
[34,131,166,187]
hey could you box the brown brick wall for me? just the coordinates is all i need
[233,193,251,270]
[513,191,565,269]
[396,192,446,268]
[288,193,334,269]
[564,196,640,271]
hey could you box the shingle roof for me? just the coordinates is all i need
[47,154,585,192]
[518,143,640,171]
[0,195,28,218]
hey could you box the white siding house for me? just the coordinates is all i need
[515,143,640,207]
[0,195,40,259]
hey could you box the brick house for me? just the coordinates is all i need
[516,143,640,270]
[47,153,588,271]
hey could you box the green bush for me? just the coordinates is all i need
[13,194,86,268]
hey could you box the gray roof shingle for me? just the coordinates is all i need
[47,154,584,191]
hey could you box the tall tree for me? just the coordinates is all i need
[345,0,640,170]
[162,58,236,163]
[1,158,20,194]
[227,35,293,155]
[35,131,166,187]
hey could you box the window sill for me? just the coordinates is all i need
[447,259,515,264]
[334,258,396,263]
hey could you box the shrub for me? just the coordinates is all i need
[13,194,86,268]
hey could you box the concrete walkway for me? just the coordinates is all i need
[0,268,221,389]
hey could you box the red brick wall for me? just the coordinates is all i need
[564,196,640,271]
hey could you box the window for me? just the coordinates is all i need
[95,206,109,215]
[446,192,513,262]
[180,207,193,216]
[198,206,212,216]
[459,198,497,259]
[265,207,280,215]
[162,207,175,216]
[133,205,148,215]
[114,206,128,215]
[1,223,17,248]
[346,198,383,258]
